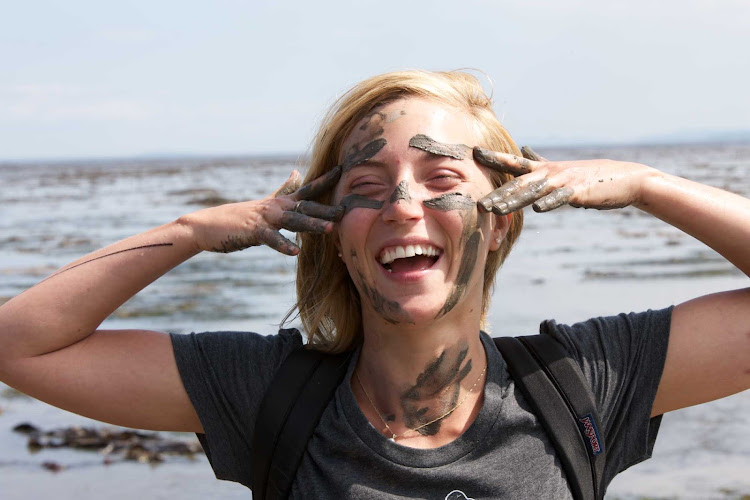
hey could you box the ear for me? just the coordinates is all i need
[331,228,343,258]
[489,213,512,252]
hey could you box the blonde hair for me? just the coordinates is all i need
[290,70,523,353]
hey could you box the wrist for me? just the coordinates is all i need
[173,214,203,254]
[632,165,666,210]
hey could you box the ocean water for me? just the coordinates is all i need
[0,144,748,499]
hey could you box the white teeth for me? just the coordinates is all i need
[378,244,442,265]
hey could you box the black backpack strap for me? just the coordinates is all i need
[252,347,351,500]
[494,334,606,500]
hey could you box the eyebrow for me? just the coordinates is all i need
[408,134,472,160]
[341,159,389,175]
[341,138,387,173]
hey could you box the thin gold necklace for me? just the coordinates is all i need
[355,363,487,442]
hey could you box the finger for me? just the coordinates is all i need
[473,147,537,176]
[478,179,524,212]
[292,166,342,201]
[279,211,332,234]
[256,226,300,256]
[274,171,303,197]
[341,138,387,172]
[211,235,256,253]
[489,179,550,215]
[532,187,574,213]
[521,146,548,162]
[294,200,344,222]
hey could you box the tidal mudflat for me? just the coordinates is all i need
[1,145,749,499]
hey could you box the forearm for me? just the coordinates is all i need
[0,218,200,361]
[635,169,750,277]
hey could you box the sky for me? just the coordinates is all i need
[2,0,749,160]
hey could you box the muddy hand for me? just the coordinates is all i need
[189,169,343,256]
[257,168,345,254]
[474,146,653,215]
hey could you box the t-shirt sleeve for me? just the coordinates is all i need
[543,307,672,487]
[169,328,303,488]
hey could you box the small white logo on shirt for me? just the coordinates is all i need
[445,490,474,500]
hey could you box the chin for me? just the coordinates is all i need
[392,296,449,325]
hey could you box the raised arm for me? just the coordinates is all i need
[0,170,341,432]
[473,147,750,416]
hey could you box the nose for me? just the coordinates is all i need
[382,180,423,224]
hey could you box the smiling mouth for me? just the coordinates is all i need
[378,244,442,273]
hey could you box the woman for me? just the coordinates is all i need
[0,70,748,498]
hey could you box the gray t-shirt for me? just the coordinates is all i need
[170,307,671,499]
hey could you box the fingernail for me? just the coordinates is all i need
[493,202,509,215]
[478,197,493,212]
[473,147,491,162]
[333,206,344,222]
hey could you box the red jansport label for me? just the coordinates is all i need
[577,413,603,456]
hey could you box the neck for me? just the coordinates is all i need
[353,302,488,446]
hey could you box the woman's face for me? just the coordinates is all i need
[333,97,506,326]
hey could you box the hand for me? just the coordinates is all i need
[474,146,655,215]
[184,167,343,255]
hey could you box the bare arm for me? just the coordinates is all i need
[0,220,203,431]
[474,148,750,416]
[636,172,750,416]
[0,170,341,432]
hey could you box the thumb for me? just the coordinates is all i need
[521,146,548,162]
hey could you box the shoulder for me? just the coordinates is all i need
[170,327,305,383]
[542,307,673,366]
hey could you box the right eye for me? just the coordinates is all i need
[350,176,385,194]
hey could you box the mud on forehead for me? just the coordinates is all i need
[340,105,408,160]
[409,134,472,160]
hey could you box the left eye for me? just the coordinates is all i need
[428,174,461,187]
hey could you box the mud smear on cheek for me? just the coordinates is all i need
[435,203,481,318]
[409,134,472,160]
[422,193,475,212]
[436,230,480,318]
[339,194,384,214]
[389,180,411,204]
[421,193,482,318]
[350,250,410,324]
[400,342,473,436]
